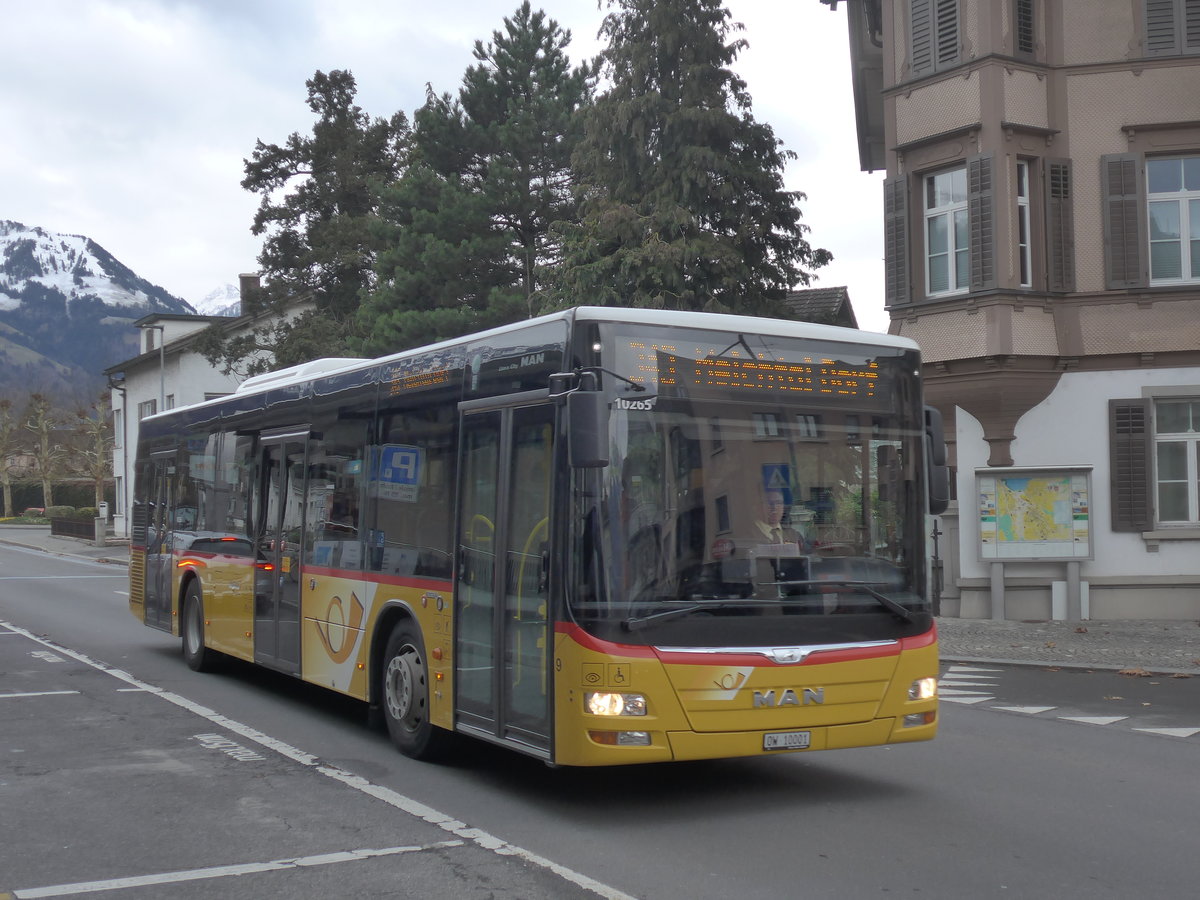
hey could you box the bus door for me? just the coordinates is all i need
[143,451,176,632]
[455,401,555,755]
[253,430,309,675]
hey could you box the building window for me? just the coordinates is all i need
[166,394,176,410]
[715,495,731,533]
[925,167,969,296]
[1147,155,1200,283]
[137,399,157,420]
[1145,0,1200,57]
[1154,398,1200,523]
[796,414,821,438]
[1016,161,1032,287]
[753,413,781,438]
[911,0,960,77]
[113,408,123,449]
[1014,0,1036,55]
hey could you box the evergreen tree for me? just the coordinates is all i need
[203,70,407,375]
[549,0,830,315]
[357,4,591,355]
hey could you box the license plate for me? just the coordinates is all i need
[763,731,811,751]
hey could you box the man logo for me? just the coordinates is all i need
[753,688,825,708]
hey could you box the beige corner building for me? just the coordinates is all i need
[835,0,1200,619]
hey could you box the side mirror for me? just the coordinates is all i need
[924,405,950,515]
[567,390,610,468]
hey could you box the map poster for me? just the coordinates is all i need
[977,468,1092,560]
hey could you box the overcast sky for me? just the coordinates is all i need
[3,0,887,331]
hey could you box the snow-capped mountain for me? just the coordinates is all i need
[191,283,241,317]
[0,219,196,402]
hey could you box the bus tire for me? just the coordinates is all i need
[181,581,218,673]
[381,622,451,760]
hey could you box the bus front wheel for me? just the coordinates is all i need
[181,582,217,673]
[381,623,450,760]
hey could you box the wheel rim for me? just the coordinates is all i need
[384,643,426,732]
[185,596,201,655]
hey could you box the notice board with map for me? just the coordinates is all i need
[977,467,1092,561]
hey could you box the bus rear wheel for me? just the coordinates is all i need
[181,582,218,673]
[381,623,451,760]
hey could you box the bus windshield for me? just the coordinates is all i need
[568,322,931,647]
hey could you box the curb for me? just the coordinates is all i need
[940,653,1200,677]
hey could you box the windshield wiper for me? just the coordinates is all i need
[621,600,783,632]
[763,579,917,622]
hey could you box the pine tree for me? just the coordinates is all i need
[204,70,408,375]
[549,0,830,315]
[356,4,591,355]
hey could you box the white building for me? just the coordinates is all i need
[104,313,242,537]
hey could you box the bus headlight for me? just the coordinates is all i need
[585,691,647,716]
[908,677,937,701]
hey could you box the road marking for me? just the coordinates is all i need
[940,665,999,704]
[992,706,1056,715]
[1132,727,1200,738]
[11,841,466,898]
[1058,716,1128,726]
[0,620,638,900]
[940,695,992,705]
[0,691,80,699]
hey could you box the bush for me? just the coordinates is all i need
[75,507,99,520]
[45,506,76,519]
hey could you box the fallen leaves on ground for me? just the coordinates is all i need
[1044,641,1057,648]
[1074,627,1088,633]
[1119,667,1153,677]
[1170,672,1192,679]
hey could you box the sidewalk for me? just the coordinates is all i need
[3,524,1198,675]
[936,616,1200,674]
[0,523,130,567]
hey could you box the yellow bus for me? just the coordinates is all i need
[130,307,946,765]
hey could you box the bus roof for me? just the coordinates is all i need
[155,306,917,419]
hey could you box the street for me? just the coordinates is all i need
[2,542,1198,899]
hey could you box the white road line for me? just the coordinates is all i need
[12,841,466,899]
[945,665,1004,672]
[1058,716,1128,726]
[0,620,638,900]
[0,574,126,580]
[0,691,81,699]
[992,706,1056,715]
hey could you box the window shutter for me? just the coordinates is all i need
[934,0,960,67]
[884,176,911,306]
[911,0,934,76]
[1015,0,1035,56]
[1145,0,1181,56]
[1187,0,1200,52]
[1045,158,1076,292]
[968,153,996,291]
[1109,399,1154,532]
[1101,153,1146,289]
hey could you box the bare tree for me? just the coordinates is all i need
[72,394,114,509]
[23,394,67,509]
[0,399,19,517]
